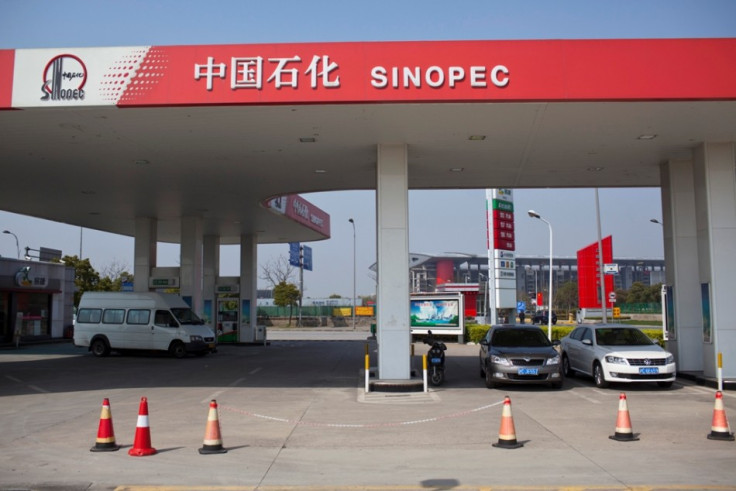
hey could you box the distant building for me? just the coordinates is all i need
[400,252,664,316]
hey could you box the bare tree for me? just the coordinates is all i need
[259,255,296,289]
[99,259,131,282]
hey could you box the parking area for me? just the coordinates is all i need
[1,337,735,491]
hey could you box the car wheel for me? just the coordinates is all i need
[90,338,110,357]
[562,354,574,377]
[593,362,609,388]
[657,381,673,389]
[484,363,497,389]
[169,341,187,359]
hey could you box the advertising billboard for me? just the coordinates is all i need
[410,293,464,335]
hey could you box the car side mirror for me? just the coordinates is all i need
[582,339,592,346]
[479,339,489,347]
[552,340,561,347]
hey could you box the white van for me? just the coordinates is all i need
[73,292,216,358]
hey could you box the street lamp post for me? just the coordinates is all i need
[2,230,20,259]
[528,210,553,340]
[348,218,356,330]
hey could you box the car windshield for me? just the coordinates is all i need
[595,328,653,346]
[171,308,204,325]
[491,328,551,347]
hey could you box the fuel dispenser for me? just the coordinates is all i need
[216,297,239,343]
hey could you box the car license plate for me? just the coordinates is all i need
[639,367,659,375]
[208,343,216,349]
[518,368,539,375]
[431,357,442,364]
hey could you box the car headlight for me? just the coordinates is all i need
[605,355,628,365]
[665,354,675,364]
[491,355,512,366]
[546,355,560,365]
[189,335,203,342]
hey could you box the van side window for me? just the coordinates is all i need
[77,308,102,323]
[127,309,151,325]
[154,310,178,328]
[102,309,125,324]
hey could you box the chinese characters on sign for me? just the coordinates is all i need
[194,54,509,92]
[194,55,341,91]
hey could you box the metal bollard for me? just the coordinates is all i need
[422,354,428,392]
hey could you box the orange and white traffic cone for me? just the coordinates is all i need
[609,392,639,441]
[492,396,523,449]
[90,398,120,452]
[707,391,735,441]
[199,399,227,454]
[128,397,157,456]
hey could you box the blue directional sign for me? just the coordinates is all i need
[289,242,301,267]
[302,245,313,271]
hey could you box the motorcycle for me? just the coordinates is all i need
[424,330,447,386]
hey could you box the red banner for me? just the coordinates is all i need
[0,50,14,109]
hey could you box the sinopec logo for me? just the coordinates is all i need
[40,54,87,101]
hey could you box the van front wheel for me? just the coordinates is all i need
[169,341,187,359]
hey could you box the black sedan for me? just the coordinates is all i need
[479,324,563,389]
[532,310,557,325]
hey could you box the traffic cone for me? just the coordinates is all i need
[492,396,523,449]
[609,392,639,441]
[128,397,157,456]
[199,399,227,454]
[707,391,735,441]
[90,398,120,452]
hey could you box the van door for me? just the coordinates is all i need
[152,309,179,351]
[125,309,153,349]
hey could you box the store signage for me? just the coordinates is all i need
[9,39,736,110]
[14,266,47,288]
[216,285,240,294]
[267,194,330,237]
[149,277,179,288]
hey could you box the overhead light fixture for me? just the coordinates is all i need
[468,135,486,141]
[134,159,150,166]
[449,167,464,172]
[299,137,316,143]
[314,169,327,174]
[587,166,605,172]
[637,134,657,140]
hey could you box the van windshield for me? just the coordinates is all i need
[171,308,204,325]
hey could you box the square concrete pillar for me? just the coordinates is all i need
[133,217,157,292]
[376,143,411,380]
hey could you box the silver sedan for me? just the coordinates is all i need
[560,324,676,388]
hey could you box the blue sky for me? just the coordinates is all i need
[1,0,735,298]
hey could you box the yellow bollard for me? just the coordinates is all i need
[422,354,428,392]
[365,353,370,392]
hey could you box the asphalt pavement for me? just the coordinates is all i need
[1,332,735,491]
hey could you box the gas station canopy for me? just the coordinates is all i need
[1,38,735,244]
